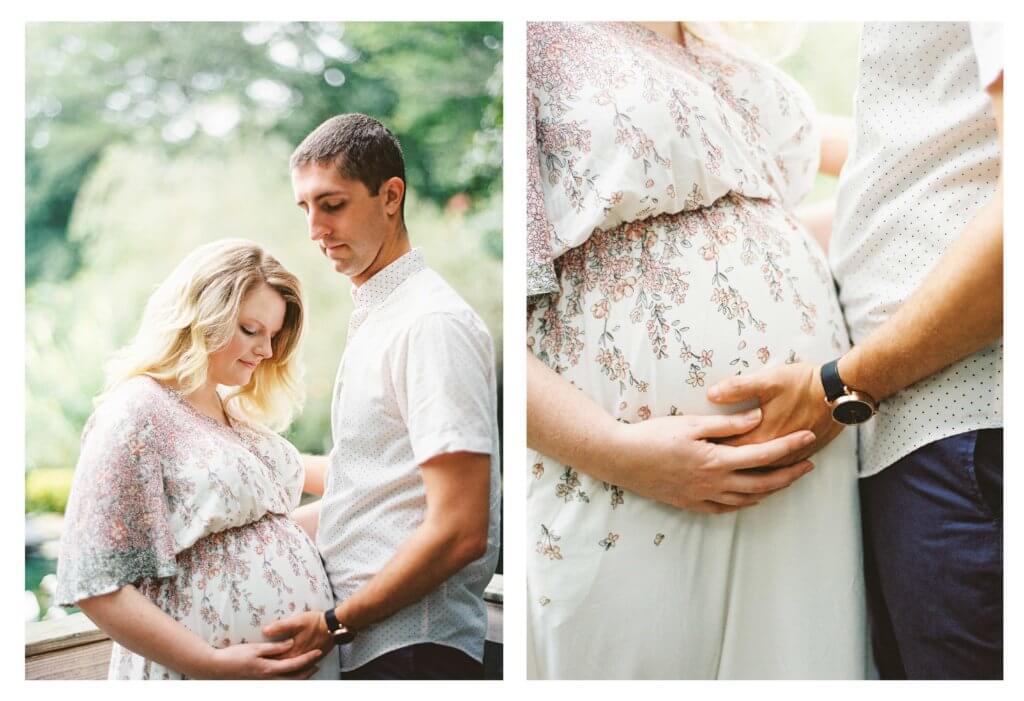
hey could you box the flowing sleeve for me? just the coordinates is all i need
[54,389,179,606]
[764,68,821,211]
[527,75,561,297]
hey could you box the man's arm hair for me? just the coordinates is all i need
[838,73,1003,400]
[329,450,490,631]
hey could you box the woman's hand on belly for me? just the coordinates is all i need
[208,639,325,679]
[608,409,818,513]
[707,362,843,467]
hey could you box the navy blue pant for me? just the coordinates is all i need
[342,643,484,680]
[860,429,1003,679]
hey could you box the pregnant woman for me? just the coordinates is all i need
[527,22,868,678]
[55,239,339,679]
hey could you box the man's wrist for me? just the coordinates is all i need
[836,349,885,402]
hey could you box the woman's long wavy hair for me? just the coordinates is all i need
[101,239,305,432]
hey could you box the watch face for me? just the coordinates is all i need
[832,399,874,425]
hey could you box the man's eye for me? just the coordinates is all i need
[324,201,344,211]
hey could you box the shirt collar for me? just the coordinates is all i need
[350,248,425,311]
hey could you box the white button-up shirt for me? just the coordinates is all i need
[830,22,1003,477]
[316,248,501,671]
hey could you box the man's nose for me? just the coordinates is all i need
[308,211,329,241]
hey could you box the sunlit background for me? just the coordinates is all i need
[24,21,863,624]
[25,21,503,622]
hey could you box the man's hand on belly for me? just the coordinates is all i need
[262,610,334,665]
[706,362,843,467]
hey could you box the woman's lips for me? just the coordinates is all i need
[240,360,258,369]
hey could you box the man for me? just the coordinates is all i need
[263,113,501,680]
[706,23,1003,679]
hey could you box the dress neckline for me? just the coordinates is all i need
[148,376,238,433]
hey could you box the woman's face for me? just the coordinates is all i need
[207,282,287,387]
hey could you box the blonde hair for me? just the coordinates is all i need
[102,238,305,431]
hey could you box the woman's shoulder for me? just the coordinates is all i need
[86,375,174,440]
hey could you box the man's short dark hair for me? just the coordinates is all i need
[290,113,407,218]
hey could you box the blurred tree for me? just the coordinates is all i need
[26,22,503,284]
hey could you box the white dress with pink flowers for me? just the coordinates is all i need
[55,376,340,679]
[527,22,868,679]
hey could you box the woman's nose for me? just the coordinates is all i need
[256,336,273,359]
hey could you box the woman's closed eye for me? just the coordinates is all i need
[241,325,257,336]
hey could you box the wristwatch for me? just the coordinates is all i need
[820,358,878,425]
[324,607,356,645]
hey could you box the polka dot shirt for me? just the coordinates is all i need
[830,22,1003,477]
[316,248,502,671]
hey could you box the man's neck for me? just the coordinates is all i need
[351,228,412,289]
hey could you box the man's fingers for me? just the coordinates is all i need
[716,430,815,469]
[708,374,764,404]
[256,638,294,657]
[261,617,300,638]
[686,408,762,439]
[726,460,814,495]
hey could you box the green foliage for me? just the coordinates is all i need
[25,468,76,514]
[26,22,502,284]
[27,140,502,467]
[25,22,504,485]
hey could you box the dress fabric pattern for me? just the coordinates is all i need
[527,22,868,679]
[56,376,339,680]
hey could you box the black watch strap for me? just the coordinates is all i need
[821,359,846,402]
[324,606,341,633]
[324,607,355,645]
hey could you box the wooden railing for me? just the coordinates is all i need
[26,574,503,680]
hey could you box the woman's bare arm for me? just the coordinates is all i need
[301,454,329,496]
[527,352,817,512]
[76,585,322,679]
[817,113,852,177]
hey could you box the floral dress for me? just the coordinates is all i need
[55,376,340,679]
[527,22,868,679]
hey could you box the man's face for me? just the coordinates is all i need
[291,161,394,284]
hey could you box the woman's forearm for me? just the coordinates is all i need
[817,113,852,177]
[526,351,627,483]
[76,585,215,678]
[301,454,328,496]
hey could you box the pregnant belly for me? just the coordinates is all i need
[528,192,850,421]
[143,513,335,648]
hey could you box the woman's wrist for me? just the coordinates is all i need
[178,641,223,679]
[582,415,634,485]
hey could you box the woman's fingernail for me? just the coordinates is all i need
[745,407,762,420]
[802,431,816,445]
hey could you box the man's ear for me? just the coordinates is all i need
[383,176,405,216]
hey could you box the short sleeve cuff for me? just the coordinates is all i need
[970,23,1003,91]
[412,431,493,468]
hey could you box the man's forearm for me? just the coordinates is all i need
[332,516,482,632]
[839,185,1002,402]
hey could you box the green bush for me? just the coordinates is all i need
[25,467,76,514]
